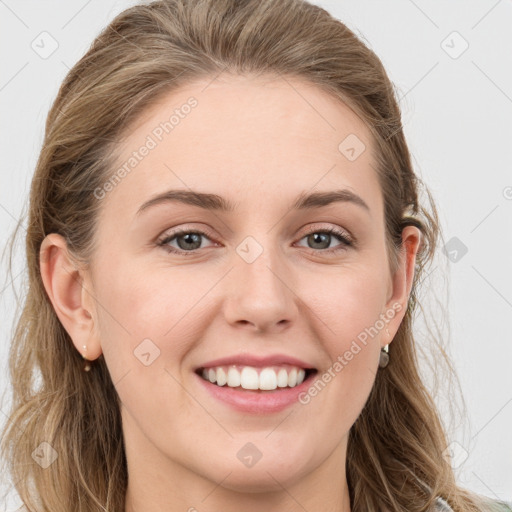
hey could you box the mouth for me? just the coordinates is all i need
[194,364,318,393]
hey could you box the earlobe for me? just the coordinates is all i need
[39,233,102,361]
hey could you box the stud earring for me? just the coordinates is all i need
[379,327,391,368]
[379,344,390,368]
[82,344,91,372]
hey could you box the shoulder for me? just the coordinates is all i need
[487,500,512,512]
[477,496,512,512]
[433,496,512,512]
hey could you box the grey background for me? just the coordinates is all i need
[1,0,511,509]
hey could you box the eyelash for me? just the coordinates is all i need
[157,225,354,257]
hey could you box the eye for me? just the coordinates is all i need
[156,225,354,256]
[295,225,353,254]
[157,227,217,256]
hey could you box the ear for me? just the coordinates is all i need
[39,233,102,361]
[382,225,423,346]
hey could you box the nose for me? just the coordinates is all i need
[222,240,298,333]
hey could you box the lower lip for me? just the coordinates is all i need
[194,370,317,414]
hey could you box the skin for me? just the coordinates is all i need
[40,73,421,512]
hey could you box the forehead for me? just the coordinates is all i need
[100,73,382,220]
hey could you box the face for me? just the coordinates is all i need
[41,73,420,499]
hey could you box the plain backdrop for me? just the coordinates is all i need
[1,0,511,510]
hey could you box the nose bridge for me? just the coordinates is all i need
[235,231,289,296]
[224,230,296,330]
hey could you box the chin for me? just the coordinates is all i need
[198,452,310,493]
[211,470,299,494]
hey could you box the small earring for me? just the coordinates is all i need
[379,343,390,368]
[82,345,91,372]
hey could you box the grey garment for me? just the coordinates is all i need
[434,496,454,511]
[433,496,512,511]
[484,500,512,512]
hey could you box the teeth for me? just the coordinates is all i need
[241,367,259,389]
[259,368,277,390]
[200,365,308,390]
[227,366,241,387]
[288,368,297,387]
[277,368,288,387]
[216,367,227,386]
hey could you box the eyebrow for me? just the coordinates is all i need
[135,188,370,217]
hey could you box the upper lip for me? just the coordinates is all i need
[196,353,317,371]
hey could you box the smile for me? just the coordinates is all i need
[194,365,319,414]
[196,364,316,390]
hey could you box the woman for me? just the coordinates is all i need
[1,0,510,511]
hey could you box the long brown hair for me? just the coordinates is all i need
[0,0,500,510]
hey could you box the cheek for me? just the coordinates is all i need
[91,255,198,385]
[303,263,388,351]
[92,260,202,435]
[296,267,387,430]
[304,265,387,370]
[95,248,201,333]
